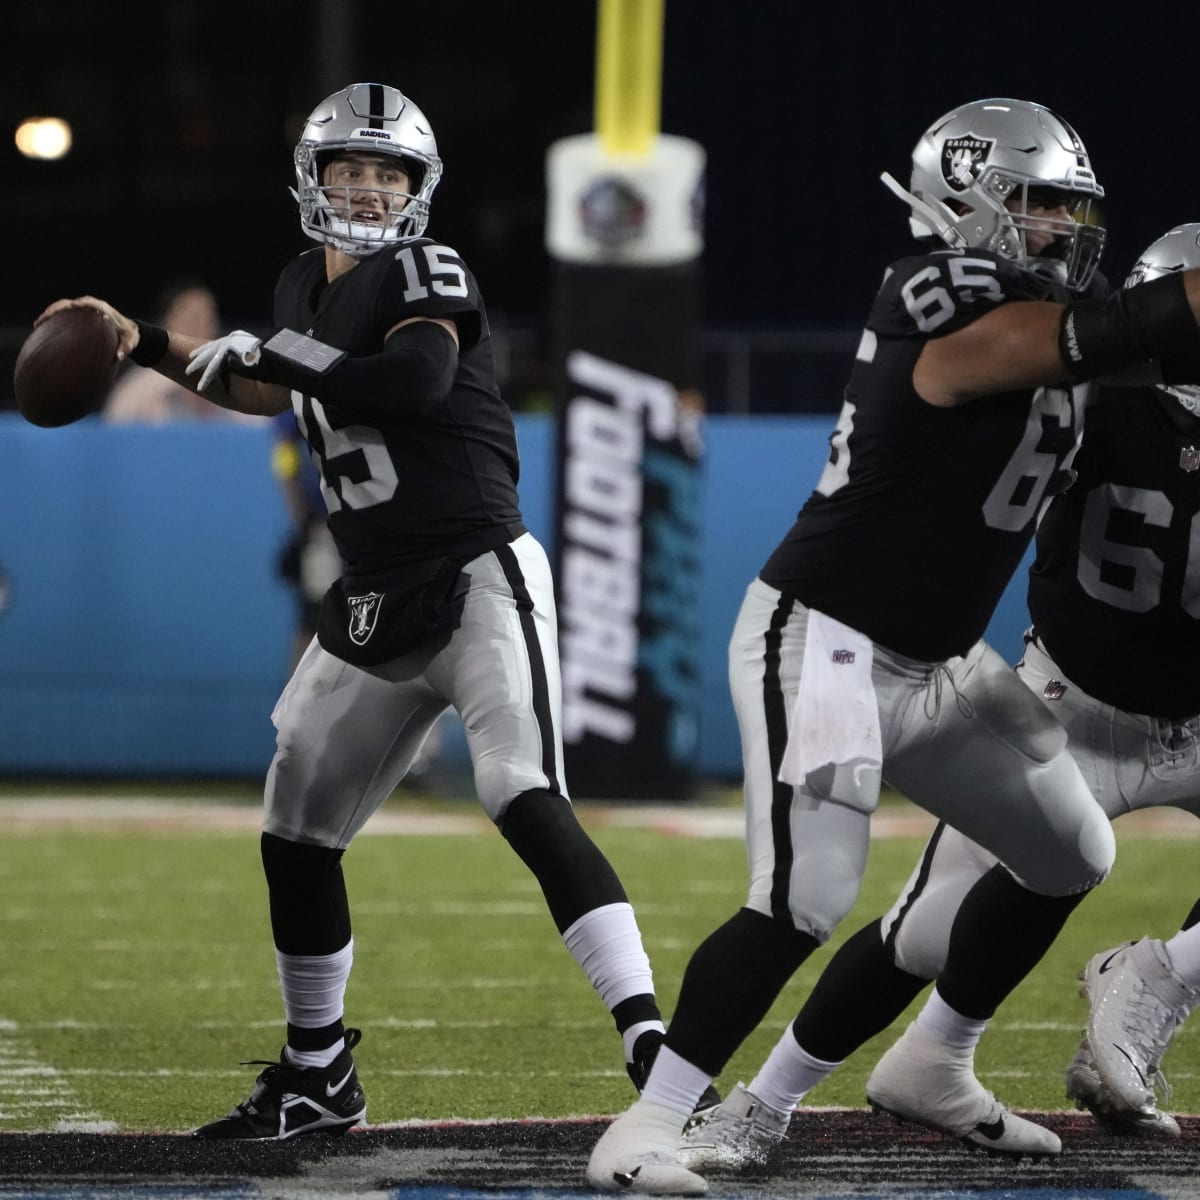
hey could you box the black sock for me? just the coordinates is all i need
[937,864,1092,1020]
[666,908,817,1077]
[791,920,928,1062]
[612,993,664,1052]
[501,789,627,933]
[261,832,351,955]
[286,1019,345,1055]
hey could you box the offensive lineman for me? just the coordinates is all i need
[588,100,1200,1194]
[37,82,691,1138]
[674,223,1200,1175]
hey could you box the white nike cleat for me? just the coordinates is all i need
[678,1083,790,1171]
[1084,937,1200,1116]
[1064,1033,1180,1136]
[866,1022,1060,1157]
[586,1099,708,1195]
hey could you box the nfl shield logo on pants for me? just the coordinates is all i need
[1180,445,1200,472]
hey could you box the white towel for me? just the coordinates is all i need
[778,609,883,813]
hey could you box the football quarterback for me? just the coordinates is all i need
[33,82,688,1139]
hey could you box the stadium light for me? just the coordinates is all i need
[15,117,73,161]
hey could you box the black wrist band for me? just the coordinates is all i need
[130,320,169,367]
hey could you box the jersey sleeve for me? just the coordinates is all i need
[867,249,1045,342]
[375,240,486,349]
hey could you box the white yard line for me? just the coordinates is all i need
[0,1020,116,1131]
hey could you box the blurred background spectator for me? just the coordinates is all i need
[103,279,266,424]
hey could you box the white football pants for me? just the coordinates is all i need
[881,634,1200,979]
[731,579,1114,944]
[264,532,568,847]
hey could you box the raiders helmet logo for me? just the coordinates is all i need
[347,591,383,645]
[941,135,995,192]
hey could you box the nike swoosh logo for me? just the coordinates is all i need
[1098,949,1126,975]
[613,1166,641,1188]
[973,1117,1007,1140]
[326,1066,355,1097]
[1112,1043,1149,1087]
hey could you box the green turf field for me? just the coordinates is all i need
[0,788,1193,1133]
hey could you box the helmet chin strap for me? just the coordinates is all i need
[881,172,966,249]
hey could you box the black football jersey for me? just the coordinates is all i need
[761,247,1092,662]
[273,240,525,574]
[1028,386,1200,717]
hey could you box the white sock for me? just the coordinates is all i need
[640,1044,715,1119]
[749,1028,839,1113]
[285,1039,345,1069]
[1164,926,1200,991]
[623,1018,667,1065]
[914,985,988,1050]
[561,903,656,1010]
[276,938,354,1064]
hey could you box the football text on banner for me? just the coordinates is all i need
[546,132,706,799]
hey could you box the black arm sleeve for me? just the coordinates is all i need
[1058,272,1200,380]
[262,320,459,418]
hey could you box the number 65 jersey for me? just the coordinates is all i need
[761,246,1097,663]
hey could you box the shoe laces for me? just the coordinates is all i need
[1124,979,1180,1098]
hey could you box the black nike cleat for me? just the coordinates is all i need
[628,1030,722,1115]
[193,1028,366,1140]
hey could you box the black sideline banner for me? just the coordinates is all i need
[546,134,705,799]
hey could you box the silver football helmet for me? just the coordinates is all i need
[292,82,443,257]
[882,98,1105,293]
[1125,223,1200,414]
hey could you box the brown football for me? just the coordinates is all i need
[13,307,120,427]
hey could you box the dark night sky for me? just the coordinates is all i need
[2,1,1194,336]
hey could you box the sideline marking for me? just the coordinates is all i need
[1,796,1194,841]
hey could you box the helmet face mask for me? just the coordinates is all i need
[885,98,1106,294]
[293,82,443,257]
[1125,223,1200,414]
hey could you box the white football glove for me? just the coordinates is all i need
[185,331,263,393]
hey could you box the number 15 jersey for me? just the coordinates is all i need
[761,247,1096,663]
[273,240,526,577]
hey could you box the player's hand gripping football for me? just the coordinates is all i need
[34,296,135,359]
[186,331,263,393]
